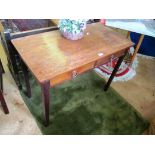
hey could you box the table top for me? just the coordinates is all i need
[106,19,155,38]
[11,23,133,83]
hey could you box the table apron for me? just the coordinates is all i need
[50,49,126,87]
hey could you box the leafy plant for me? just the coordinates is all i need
[59,19,87,34]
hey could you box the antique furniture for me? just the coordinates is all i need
[11,23,134,126]
[106,19,155,62]
[0,59,9,114]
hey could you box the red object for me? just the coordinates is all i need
[98,58,130,77]
[100,19,106,25]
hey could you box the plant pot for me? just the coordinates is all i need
[60,30,84,41]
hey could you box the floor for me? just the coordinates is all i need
[0,42,155,135]
[0,43,41,134]
[112,55,155,121]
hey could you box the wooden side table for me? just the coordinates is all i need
[11,23,133,126]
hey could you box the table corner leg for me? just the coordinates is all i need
[40,80,50,127]
[21,60,31,98]
[104,50,128,91]
[0,90,9,114]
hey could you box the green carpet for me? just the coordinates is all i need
[20,71,149,135]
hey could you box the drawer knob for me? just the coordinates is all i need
[72,70,78,79]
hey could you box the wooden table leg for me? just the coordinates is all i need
[0,90,9,114]
[0,60,9,114]
[126,31,130,39]
[40,80,50,126]
[131,34,144,63]
[0,59,5,92]
[20,60,31,98]
[104,51,128,91]
[0,71,3,93]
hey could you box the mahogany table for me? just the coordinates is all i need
[11,23,133,126]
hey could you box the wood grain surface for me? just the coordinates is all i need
[11,23,134,86]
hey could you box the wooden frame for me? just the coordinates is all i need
[11,26,58,39]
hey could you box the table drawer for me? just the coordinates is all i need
[95,50,125,67]
[95,57,110,67]
[50,62,95,86]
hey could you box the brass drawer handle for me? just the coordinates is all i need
[72,70,78,79]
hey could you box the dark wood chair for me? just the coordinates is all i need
[0,59,9,114]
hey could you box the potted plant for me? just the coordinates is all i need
[59,19,87,40]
